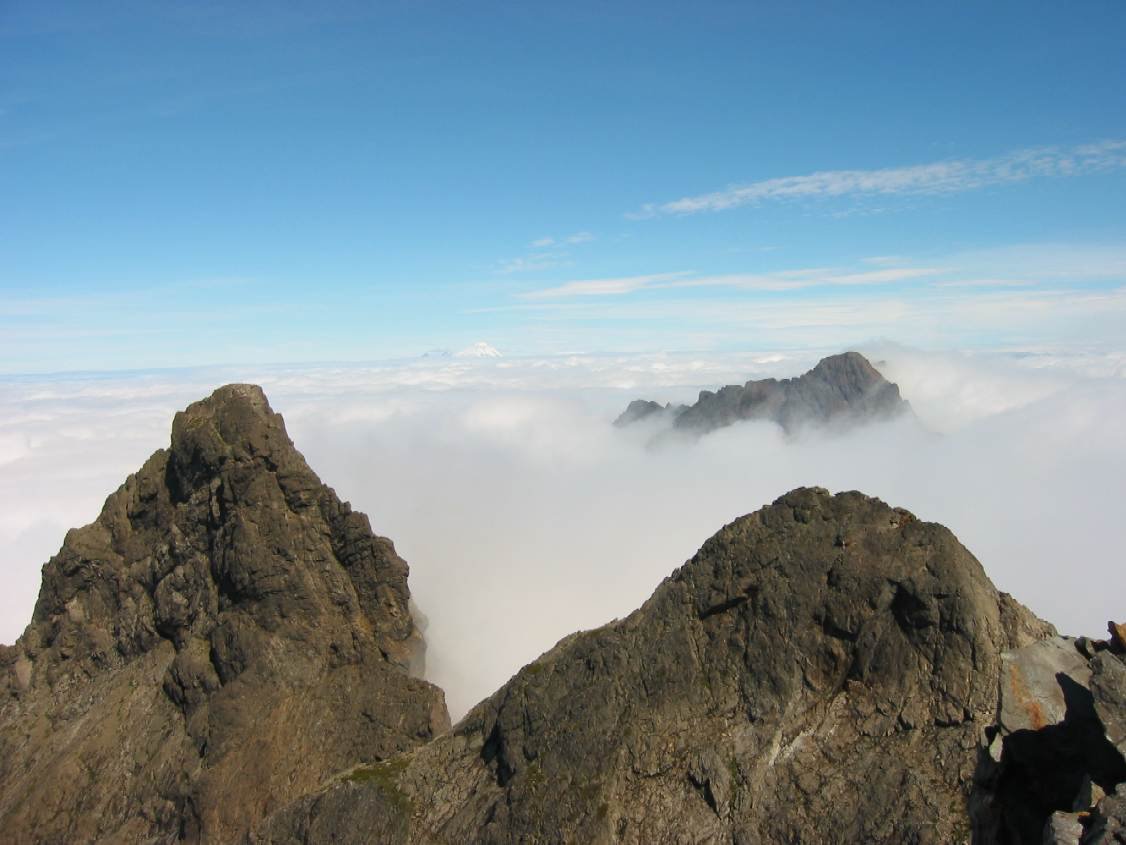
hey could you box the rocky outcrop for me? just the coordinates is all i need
[253,488,1063,844]
[0,385,449,844]
[977,625,1126,843]
[614,398,675,427]
[614,351,910,436]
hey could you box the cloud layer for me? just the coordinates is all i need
[1,347,1124,719]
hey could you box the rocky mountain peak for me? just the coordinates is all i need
[615,351,911,436]
[0,384,448,844]
[252,488,1082,844]
[168,383,282,484]
[805,349,884,386]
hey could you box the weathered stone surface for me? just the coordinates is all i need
[615,351,910,436]
[254,488,1053,844]
[999,637,1092,734]
[1085,784,1126,843]
[1045,811,1085,845]
[1092,652,1126,757]
[979,635,1126,842]
[0,385,448,844]
[1110,622,1126,654]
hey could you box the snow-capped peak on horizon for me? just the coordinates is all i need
[455,341,503,359]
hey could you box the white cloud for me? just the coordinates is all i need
[506,286,1126,351]
[1,348,1124,721]
[521,272,693,298]
[631,139,1126,218]
[522,266,939,299]
[502,233,597,274]
[496,253,567,274]
[931,278,1035,288]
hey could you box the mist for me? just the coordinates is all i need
[1,346,1123,719]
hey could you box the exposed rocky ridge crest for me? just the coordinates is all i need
[0,384,448,844]
[615,351,910,436]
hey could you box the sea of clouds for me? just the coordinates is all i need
[2,345,1124,719]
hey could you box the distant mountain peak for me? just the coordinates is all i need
[615,350,910,435]
[455,341,502,358]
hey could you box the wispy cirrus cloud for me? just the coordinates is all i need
[630,140,1126,218]
[496,253,569,274]
[497,232,597,274]
[521,272,692,298]
[529,232,595,248]
[522,266,939,299]
[931,278,1035,289]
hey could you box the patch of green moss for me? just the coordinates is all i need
[524,761,545,791]
[344,757,413,814]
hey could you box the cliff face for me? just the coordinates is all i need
[615,351,910,436]
[253,488,1062,844]
[0,385,449,844]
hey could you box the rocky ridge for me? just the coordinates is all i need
[253,488,1124,844]
[1,385,1123,844]
[987,625,1126,843]
[0,385,448,843]
[615,351,910,436]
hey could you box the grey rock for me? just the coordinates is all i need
[999,637,1092,734]
[981,636,1126,842]
[1085,784,1126,843]
[613,399,679,427]
[1044,811,1085,845]
[616,351,911,437]
[0,385,449,844]
[1092,652,1126,757]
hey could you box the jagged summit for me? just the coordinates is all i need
[0,384,448,844]
[615,351,910,435]
[251,488,1098,844]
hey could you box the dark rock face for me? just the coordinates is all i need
[613,398,676,427]
[253,488,1058,844]
[0,385,449,844]
[614,351,910,435]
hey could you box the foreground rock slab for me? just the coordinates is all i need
[0,385,449,844]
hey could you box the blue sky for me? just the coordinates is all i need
[2,0,1126,372]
